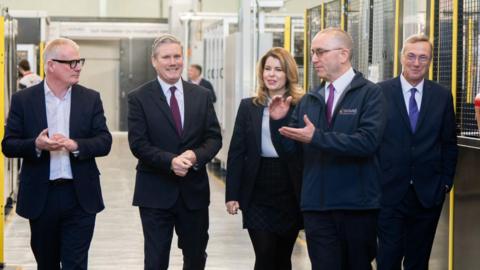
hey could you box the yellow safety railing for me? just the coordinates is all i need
[449,0,459,269]
[0,16,6,267]
[304,9,308,91]
[284,16,292,53]
[39,41,45,79]
[428,0,435,79]
[393,0,401,76]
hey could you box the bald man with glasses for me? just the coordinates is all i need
[2,37,112,270]
[269,27,385,270]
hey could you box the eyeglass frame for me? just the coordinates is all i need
[51,58,86,69]
[403,53,430,64]
[311,47,346,58]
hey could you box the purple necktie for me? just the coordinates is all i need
[169,86,182,136]
[326,83,335,126]
[409,88,419,132]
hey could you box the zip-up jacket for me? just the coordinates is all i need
[271,71,386,211]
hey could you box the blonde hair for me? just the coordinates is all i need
[43,38,79,69]
[253,47,305,106]
[151,34,182,57]
[401,34,433,56]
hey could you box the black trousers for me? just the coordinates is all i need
[139,197,209,270]
[29,181,96,270]
[247,229,299,270]
[377,186,444,270]
[303,210,377,270]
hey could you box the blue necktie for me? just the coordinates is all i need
[409,88,419,132]
[169,86,182,136]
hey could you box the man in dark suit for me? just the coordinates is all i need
[188,64,217,103]
[128,34,222,270]
[2,38,112,270]
[377,34,458,270]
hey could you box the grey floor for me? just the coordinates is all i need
[4,132,310,270]
[4,132,449,270]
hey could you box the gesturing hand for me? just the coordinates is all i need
[269,95,292,120]
[279,114,316,143]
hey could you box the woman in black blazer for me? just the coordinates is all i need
[226,47,305,270]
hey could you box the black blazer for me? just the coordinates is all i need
[128,79,222,210]
[2,82,112,219]
[226,98,302,209]
[378,77,458,208]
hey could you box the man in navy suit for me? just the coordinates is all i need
[128,34,221,270]
[188,64,217,103]
[377,34,458,270]
[2,38,112,270]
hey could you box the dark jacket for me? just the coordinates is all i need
[271,71,386,211]
[128,79,222,210]
[2,82,112,219]
[200,79,217,103]
[377,77,458,208]
[226,98,302,209]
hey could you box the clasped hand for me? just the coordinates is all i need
[35,128,78,152]
[171,150,197,177]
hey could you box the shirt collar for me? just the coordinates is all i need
[191,78,201,85]
[325,67,355,94]
[44,80,72,100]
[400,74,424,95]
[157,76,183,96]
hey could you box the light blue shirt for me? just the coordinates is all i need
[44,80,73,180]
[157,77,184,128]
[325,67,355,116]
[400,74,423,113]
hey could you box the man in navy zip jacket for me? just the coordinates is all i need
[376,34,458,270]
[269,28,386,270]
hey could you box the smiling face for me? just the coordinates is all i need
[152,42,183,84]
[401,41,432,86]
[262,56,287,96]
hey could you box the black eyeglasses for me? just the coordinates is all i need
[311,48,344,58]
[51,58,85,69]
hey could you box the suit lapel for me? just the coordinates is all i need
[250,102,263,154]
[415,80,433,132]
[391,78,412,132]
[32,83,48,130]
[182,81,194,138]
[149,80,178,135]
[69,85,81,138]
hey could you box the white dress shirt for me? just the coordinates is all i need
[261,106,279,158]
[158,77,185,127]
[400,74,423,113]
[44,81,73,180]
[324,67,356,115]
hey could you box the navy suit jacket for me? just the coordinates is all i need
[128,79,222,210]
[2,82,112,219]
[378,77,458,208]
[226,98,302,209]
